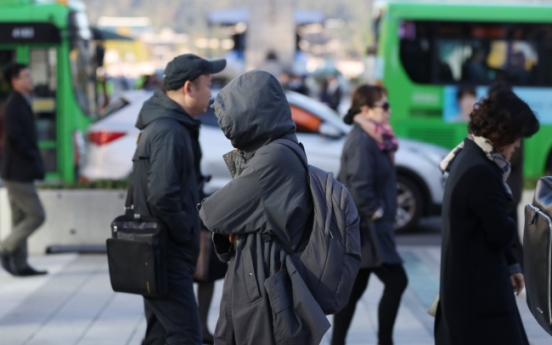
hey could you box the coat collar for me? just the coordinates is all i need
[135,90,200,131]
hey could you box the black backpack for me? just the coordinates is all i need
[275,139,361,315]
[524,176,552,335]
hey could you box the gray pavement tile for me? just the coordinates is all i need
[27,267,115,345]
[0,255,105,345]
[1,247,552,345]
[125,318,147,345]
[400,250,440,309]
[76,293,143,345]
[0,254,77,322]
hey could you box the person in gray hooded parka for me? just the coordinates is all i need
[199,70,330,345]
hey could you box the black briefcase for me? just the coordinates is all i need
[106,186,168,298]
[524,176,552,336]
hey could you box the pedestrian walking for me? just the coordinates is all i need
[332,85,408,345]
[321,74,341,111]
[0,63,47,277]
[435,89,539,345]
[128,54,225,345]
[199,70,328,345]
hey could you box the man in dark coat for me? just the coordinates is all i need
[435,138,528,345]
[0,63,47,277]
[129,54,225,345]
[199,70,330,345]
[325,74,342,111]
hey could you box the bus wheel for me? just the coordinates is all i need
[394,175,424,233]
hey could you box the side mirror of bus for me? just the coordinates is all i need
[319,123,344,139]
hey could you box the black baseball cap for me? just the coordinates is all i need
[163,54,226,90]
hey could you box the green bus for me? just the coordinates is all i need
[0,0,97,182]
[372,1,552,178]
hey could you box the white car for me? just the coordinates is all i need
[81,90,449,232]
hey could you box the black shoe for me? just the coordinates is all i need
[16,266,48,277]
[1,255,17,276]
[202,331,214,344]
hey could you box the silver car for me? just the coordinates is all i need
[82,90,448,232]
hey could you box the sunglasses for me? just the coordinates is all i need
[373,102,390,111]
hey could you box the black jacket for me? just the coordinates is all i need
[129,90,202,271]
[1,91,45,182]
[199,71,329,345]
[435,139,528,345]
[337,124,401,267]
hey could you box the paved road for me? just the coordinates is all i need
[396,216,442,247]
[0,242,550,345]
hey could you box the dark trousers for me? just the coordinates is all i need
[0,181,45,270]
[143,260,202,345]
[331,264,408,345]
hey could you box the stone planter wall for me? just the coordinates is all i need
[0,188,538,254]
[0,188,126,254]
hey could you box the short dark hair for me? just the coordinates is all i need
[469,89,539,149]
[163,74,204,92]
[344,84,387,124]
[3,63,28,89]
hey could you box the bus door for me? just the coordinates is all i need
[28,47,58,179]
[4,22,62,181]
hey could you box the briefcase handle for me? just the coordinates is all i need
[124,176,141,220]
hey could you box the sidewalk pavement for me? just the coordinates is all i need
[0,246,550,345]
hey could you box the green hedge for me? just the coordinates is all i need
[38,179,130,190]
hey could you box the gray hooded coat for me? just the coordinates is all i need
[199,70,330,345]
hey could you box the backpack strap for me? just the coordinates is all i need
[272,138,309,176]
[323,173,334,238]
[275,138,336,240]
[272,138,314,253]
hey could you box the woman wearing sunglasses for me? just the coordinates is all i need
[333,85,408,345]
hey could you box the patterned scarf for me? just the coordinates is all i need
[353,116,399,153]
[440,134,512,196]
[377,123,399,153]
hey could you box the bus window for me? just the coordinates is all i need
[30,48,58,173]
[399,21,431,84]
[399,21,552,87]
[436,39,539,85]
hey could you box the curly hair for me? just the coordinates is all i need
[468,89,539,149]
[343,84,387,124]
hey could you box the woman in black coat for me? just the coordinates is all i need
[333,85,408,345]
[435,90,540,345]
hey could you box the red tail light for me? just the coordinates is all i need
[88,131,126,146]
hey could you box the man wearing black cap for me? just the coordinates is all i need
[128,54,225,345]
